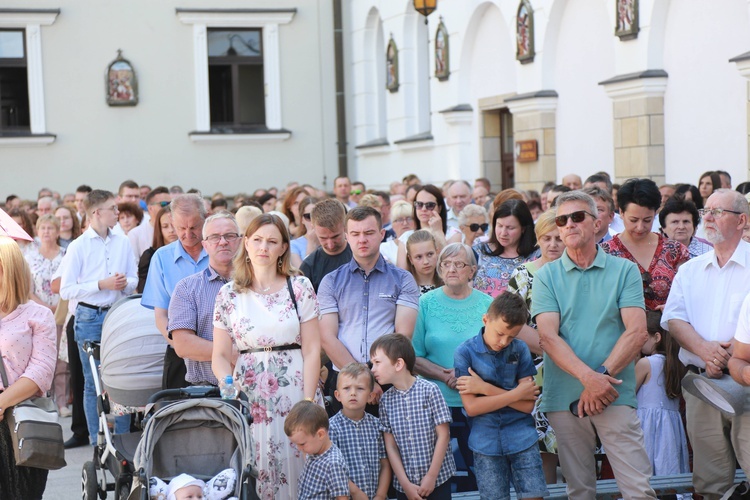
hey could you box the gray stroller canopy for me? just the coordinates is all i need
[101,295,167,407]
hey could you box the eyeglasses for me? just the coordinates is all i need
[414,201,438,210]
[204,233,241,244]
[641,271,656,300]
[554,210,596,227]
[302,213,312,221]
[97,206,119,213]
[350,189,362,196]
[698,208,744,219]
[466,223,489,232]
[440,260,469,270]
[150,201,170,208]
[393,217,414,225]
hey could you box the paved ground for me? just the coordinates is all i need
[44,415,98,500]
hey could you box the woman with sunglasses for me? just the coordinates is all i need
[474,199,538,297]
[601,178,689,311]
[449,204,489,246]
[412,184,449,250]
[290,196,320,268]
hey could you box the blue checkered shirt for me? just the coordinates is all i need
[167,266,227,385]
[379,378,456,492]
[318,255,419,370]
[329,411,386,498]
[298,443,350,500]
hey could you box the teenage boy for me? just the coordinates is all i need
[60,189,136,445]
[284,401,350,500]
[329,363,391,500]
[454,292,548,500]
[370,334,456,500]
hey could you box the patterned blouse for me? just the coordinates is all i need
[473,243,539,298]
[24,245,65,307]
[601,234,689,310]
[506,260,540,327]
[687,236,713,259]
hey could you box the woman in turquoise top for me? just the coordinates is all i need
[412,242,492,491]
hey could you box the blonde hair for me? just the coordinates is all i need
[534,209,558,239]
[235,206,262,235]
[358,194,382,210]
[0,236,31,313]
[390,200,413,220]
[36,214,61,232]
[232,214,295,293]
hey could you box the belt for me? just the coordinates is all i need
[686,364,729,376]
[240,343,301,354]
[78,302,111,313]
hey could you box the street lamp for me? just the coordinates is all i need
[413,0,437,19]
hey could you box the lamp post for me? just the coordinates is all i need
[413,0,437,22]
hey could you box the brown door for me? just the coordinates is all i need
[499,108,514,189]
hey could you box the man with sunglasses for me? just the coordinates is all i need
[531,191,656,499]
[127,186,171,259]
[168,213,241,387]
[662,189,750,498]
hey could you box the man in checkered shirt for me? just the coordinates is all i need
[370,334,456,499]
[285,401,350,500]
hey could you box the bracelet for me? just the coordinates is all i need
[304,397,314,402]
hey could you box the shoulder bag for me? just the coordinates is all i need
[0,350,66,470]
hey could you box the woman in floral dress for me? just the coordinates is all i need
[212,214,322,500]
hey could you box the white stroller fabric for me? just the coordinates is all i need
[101,295,167,407]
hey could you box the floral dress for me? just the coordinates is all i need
[473,243,538,298]
[24,245,64,308]
[213,275,321,500]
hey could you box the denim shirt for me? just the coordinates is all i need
[454,330,537,456]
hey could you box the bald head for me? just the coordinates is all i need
[562,174,582,190]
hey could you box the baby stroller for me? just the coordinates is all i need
[129,388,259,500]
[81,294,167,500]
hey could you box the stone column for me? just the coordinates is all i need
[730,51,750,181]
[505,91,558,192]
[599,70,668,185]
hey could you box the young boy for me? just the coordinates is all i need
[329,362,391,500]
[370,334,456,500]
[284,401,349,500]
[453,292,547,500]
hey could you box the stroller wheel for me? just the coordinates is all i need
[82,461,100,500]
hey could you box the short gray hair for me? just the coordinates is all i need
[715,189,750,215]
[554,191,597,216]
[437,242,477,281]
[171,193,206,219]
[202,212,239,239]
[458,204,489,226]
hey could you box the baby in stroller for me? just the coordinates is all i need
[150,471,239,500]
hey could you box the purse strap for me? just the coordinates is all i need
[286,276,300,321]
[0,346,9,390]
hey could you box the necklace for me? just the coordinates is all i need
[257,285,271,293]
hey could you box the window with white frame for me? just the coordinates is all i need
[176,8,295,142]
[0,9,58,145]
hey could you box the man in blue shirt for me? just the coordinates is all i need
[142,193,209,389]
[319,206,419,406]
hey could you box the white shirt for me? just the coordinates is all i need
[734,294,750,344]
[59,227,138,307]
[662,240,750,367]
[127,221,154,260]
[446,208,460,231]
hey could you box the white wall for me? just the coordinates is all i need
[1,0,338,200]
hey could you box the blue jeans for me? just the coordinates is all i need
[474,443,548,500]
[74,305,130,445]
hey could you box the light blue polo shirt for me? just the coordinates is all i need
[531,246,644,412]
[141,240,209,310]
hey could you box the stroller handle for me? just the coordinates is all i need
[147,386,249,405]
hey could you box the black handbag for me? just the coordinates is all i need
[0,351,66,470]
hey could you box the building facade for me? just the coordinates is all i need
[343,0,750,191]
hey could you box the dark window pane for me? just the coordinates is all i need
[0,31,24,59]
[208,30,261,57]
[0,67,30,130]
[238,65,265,125]
[208,65,233,124]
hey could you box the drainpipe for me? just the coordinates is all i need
[332,0,348,178]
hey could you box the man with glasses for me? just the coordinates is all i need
[60,189,136,446]
[319,206,419,412]
[662,189,750,498]
[127,186,171,259]
[532,190,656,499]
[168,213,241,387]
[142,193,209,389]
[300,199,353,291]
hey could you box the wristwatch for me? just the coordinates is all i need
[595,365,611,377]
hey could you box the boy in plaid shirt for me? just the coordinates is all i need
[370,334,456,499]
[284,401,349,500]
[329,362,391,499]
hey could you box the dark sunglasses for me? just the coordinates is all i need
[641,271,656,300]
[468,223,489,232]
[414,201,438,210]
[302,213,312,221]
[150,200,170,208]
[554,210,595,227]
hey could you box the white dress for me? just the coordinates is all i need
[213,275,321,500]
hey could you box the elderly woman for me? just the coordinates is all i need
[412,242,492,491]
[212,214,321,499]
[290,197,320,268]
[380,199,416,264]
[659,197,712,259]
[448,203,489,246]
[0,236,57,498]
[25,215,64,313]
[602,178,689,311]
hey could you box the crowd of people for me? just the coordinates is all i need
[3,169,750,499]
